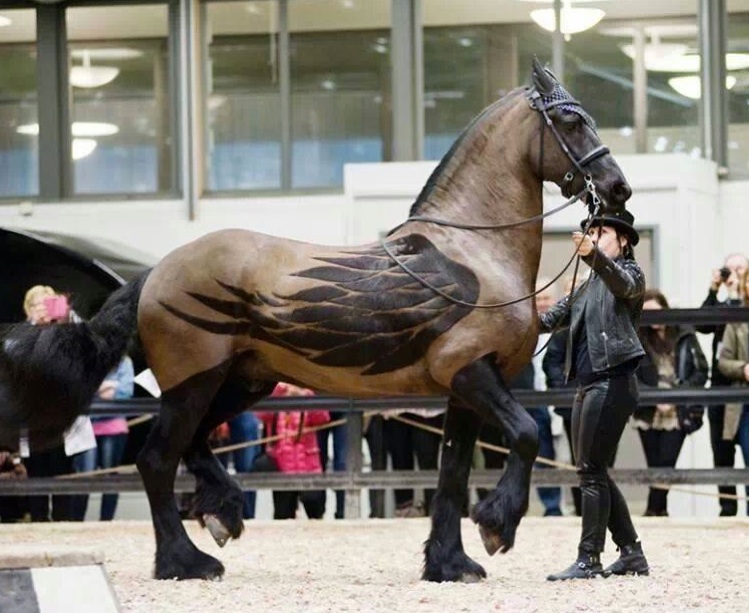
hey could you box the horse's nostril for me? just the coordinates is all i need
[613,182,632,202]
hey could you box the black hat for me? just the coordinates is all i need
[580,208,639,246]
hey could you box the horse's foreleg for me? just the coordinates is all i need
[423,399,485,583]
[185,379,276,547]
[451,356,539,556]
[136,365,229,581]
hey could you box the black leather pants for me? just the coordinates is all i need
[572,374,639,554]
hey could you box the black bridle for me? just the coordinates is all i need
[379,86,610,310]
[526,87,610,212]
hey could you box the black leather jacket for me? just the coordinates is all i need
[634,327,708,422]
[540,249,646,376]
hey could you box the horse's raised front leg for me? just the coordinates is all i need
[452,355,539,556]
[184,379,276,548]
[136,364,229,581]
[423,399,485,583]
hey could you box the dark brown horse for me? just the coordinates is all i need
[0,60,631,582]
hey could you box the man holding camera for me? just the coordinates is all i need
[697,253,749,516]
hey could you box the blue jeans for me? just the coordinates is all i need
[737,408,749,515]
[317,412,347,518]
[218,412,260,519]
[527,407,562,516]
[70,447,97,521]
[96,434,128,521]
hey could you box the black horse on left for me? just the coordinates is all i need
[0,60,631,583]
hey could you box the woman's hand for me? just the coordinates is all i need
[572,231,595,257]
[742,363,749,383]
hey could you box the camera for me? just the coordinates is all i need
[43,295,70,320]
[720,266,731,281]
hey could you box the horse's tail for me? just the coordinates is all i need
[0,270,151,449]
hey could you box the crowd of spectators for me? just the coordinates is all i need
[2,253,749,521]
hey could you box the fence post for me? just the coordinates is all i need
[344,400,362,519]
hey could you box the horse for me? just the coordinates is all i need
[0,59,631,583]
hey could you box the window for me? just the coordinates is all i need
[727,12,749,176]
[289,0,391,189]
[0,8,37,198]
[66,4,172,195]
[206,1,282,191]
[205,0,391,192]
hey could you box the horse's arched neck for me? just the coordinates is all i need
[409,98,542,226]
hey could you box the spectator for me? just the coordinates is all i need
[217,410,261,519]
[634,289,708,516]
[717,268,749,516]
[258,383,329,520]
[383,409,443,517]
[697,252,748,516]
[364,414,386,518]
[0,449,27,523]
[21,285,84,522]
[91,355,135,521]
[531,279,563,516]
[317,411,346,519]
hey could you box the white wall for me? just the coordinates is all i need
[2,152,745,518]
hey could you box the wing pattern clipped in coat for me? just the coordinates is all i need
[160,234,480,375]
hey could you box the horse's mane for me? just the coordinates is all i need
[410,87,527,216]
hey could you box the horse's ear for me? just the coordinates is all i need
[531,57,556,96]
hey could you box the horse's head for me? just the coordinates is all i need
[526,58,631,215]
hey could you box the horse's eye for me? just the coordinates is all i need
[559,112,582,130]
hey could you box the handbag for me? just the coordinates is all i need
[252,413,279,472]
[677,405,704,435]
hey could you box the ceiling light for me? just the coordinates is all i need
[16,122,119,137]
[71,48,143,61]
[530,1,605,35]
[72,138,97,161]
[69,50,120,89]
[0,15,12,27]
[620,42,689,71]
[623,49,749,73]
[668,75,737,100]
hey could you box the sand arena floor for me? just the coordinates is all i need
[0,517,746,613]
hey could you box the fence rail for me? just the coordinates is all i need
[2,469,749,496]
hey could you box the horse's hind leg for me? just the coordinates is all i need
[183,378,276,547]
[136,364,230,581]
[452,355,539,557]
[423,399,485,583]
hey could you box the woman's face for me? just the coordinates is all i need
[586,225,626,259]
[643,298,664,333]
[26,296,52,325]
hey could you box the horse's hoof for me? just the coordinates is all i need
[203,514,231,548]
[478,524,503,556]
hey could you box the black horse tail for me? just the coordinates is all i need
[0,270,151,449]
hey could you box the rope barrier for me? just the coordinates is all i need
[389,414,749,504]
[57,411,749,504]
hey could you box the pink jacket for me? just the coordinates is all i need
[258,384,330,474]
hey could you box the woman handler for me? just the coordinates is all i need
[541,209,650,581]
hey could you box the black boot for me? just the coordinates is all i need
[604,542,650,577]
[546,553,606,581]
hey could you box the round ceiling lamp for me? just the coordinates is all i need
[668,75,737,100]
[0,15,12,27]
[72,138,97,161]
[69,50,120,89]
[530,1,605,35]
[17,122,119,137]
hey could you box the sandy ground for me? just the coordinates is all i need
[0,517,746,613]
